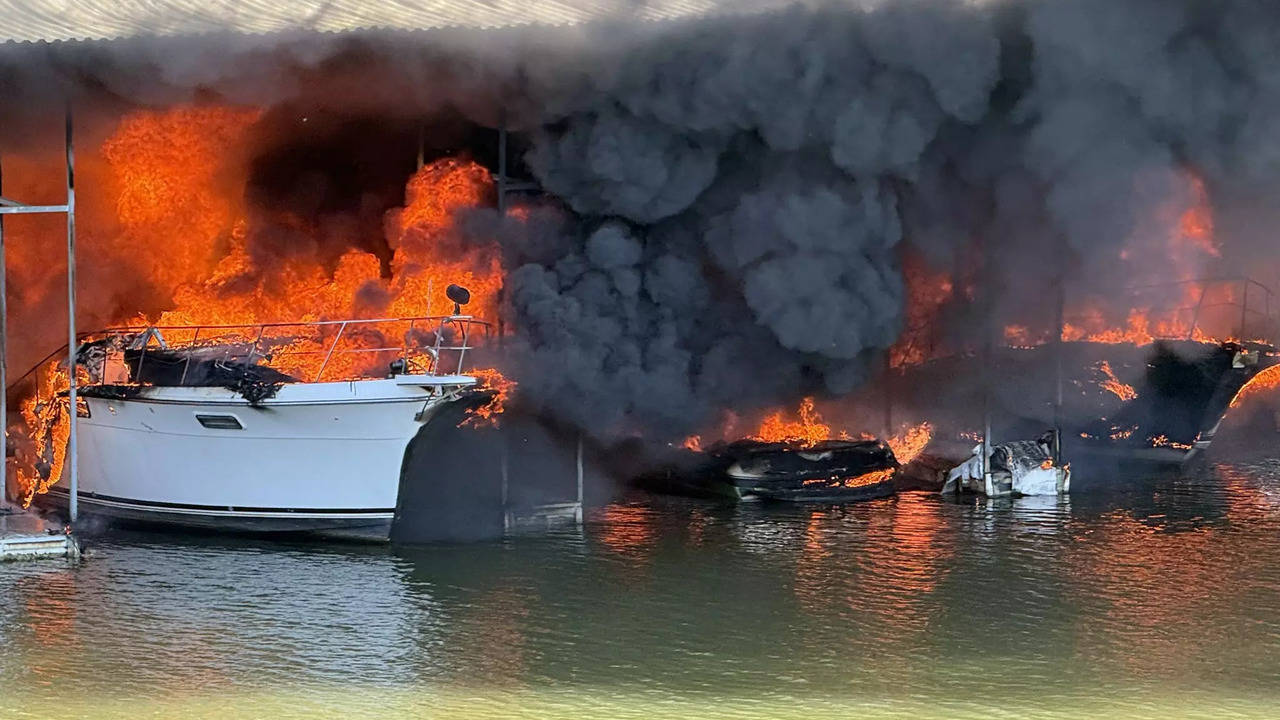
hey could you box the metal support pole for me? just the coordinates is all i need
[500,434,509,532]
[575,433,584,525]
[496,121,508,347]
[1187,283,1208,341]
[416,123,425,171]
[1259,285,1269,340]
[882,354,893,439]
[65,108,78,524]
[497,122,508,215]
[0,155,6,505]
[980,243,994,487]
[1240,279,1249,340]
[1052,238,1066,464]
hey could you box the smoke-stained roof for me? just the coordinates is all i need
[0,0,804,43]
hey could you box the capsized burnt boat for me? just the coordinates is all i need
[640,438,899,503]
[16,292,495,539]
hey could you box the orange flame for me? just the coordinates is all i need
[844,468,894,488]
[461,368,517,428]
[146,153,501,382]
[13,363,72,506]
[1229,363,1280,409]
[1002,171,1227,349]
[1178,174,1218,258]
[889,255,954,369]
[1096,361,1137,402]
[11,105,510,503]
[751,397,843,448]
[804,467,894,489]
[886,422,932,466]
[1149,434,1192,451]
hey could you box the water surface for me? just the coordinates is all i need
[3,460,1280,719]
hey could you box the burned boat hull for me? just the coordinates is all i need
[641,439,899,503]
[38,375,475,539]
[724,472,896,503]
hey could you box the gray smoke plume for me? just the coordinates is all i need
[5,0,1280,441]
[490,3,1001,438]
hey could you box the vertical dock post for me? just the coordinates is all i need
[0,155,6,506]
[415,122,425,171]
[980,239,993,491]
[500,432,510,532]
[496,121,508,347]
[1052,237,1066,465]
[575,433,584,524]
[65,108,78,524]
[882,354,893,439]
[497,121,508,215]
[0,110,77,520]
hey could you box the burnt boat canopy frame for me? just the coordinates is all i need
[0,108,79,523]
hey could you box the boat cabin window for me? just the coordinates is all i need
[195,414,243,430]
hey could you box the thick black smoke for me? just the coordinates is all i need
[4,1,1280,441]
[486,3,1003,438]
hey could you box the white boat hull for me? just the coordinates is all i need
[44,376,474,539]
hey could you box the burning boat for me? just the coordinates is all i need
[18,287,495,539]
[639,437,899,503]
[943,432,1070,497]
[711,438,899,502]
[1068,340,1277,469]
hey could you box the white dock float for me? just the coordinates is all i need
[0,504,81,561]
[0,532,79,561]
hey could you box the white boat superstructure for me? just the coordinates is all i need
[23,310,495,538]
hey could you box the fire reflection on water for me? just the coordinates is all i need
[1063,466,1280,680]
[14,570,80,685]
[4,466,1280,717]
[793,494,952,641]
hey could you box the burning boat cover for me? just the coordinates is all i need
[943,434,1069,497]
[78,341,296,405]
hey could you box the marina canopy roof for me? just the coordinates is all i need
[0,0,804,43]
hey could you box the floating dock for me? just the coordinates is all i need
[0,505,80,561]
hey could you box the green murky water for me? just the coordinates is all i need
[3,461,1280,719]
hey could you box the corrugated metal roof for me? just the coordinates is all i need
[0,0,795,44]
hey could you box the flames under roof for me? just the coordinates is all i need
[0,0,811,44]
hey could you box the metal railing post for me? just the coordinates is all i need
[248,325,267,365]
[1187,282,1208,340]
[404,319,415,368]
[431,318,445,373]
[314,321,348,382]
[178,327,200,385]
[455,321,469,373]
